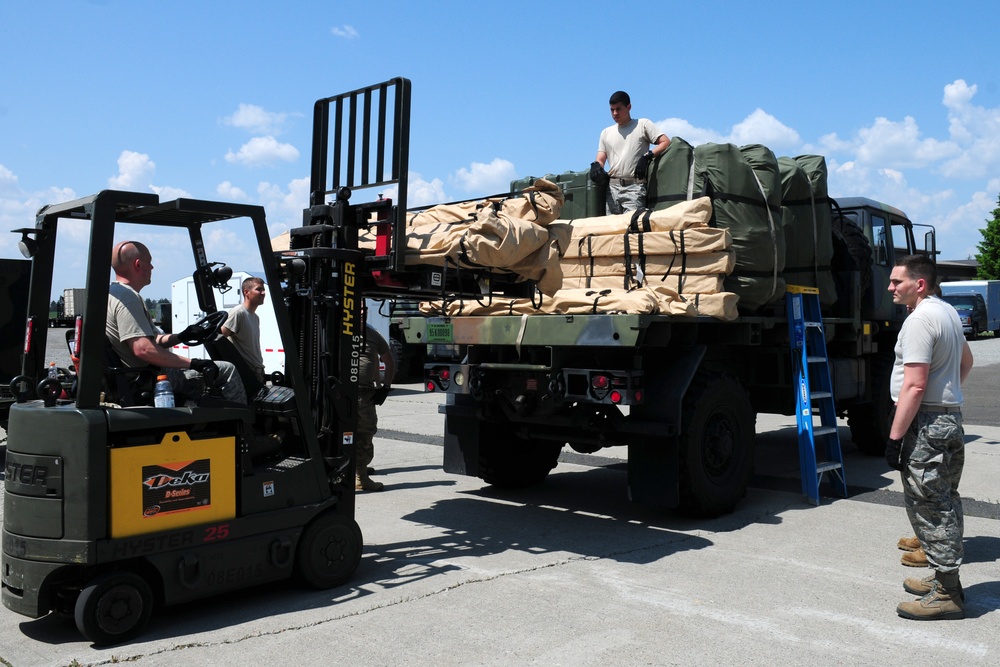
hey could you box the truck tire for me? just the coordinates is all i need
[75,570,154,646]
[847,350,893,456]
[677,372,756,518]
[479,424,562,488]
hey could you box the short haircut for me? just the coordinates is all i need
[609,91,630,107]
[242,276,265,294]
[112,240,150,274]
[896,254,937,290]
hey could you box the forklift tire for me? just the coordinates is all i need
[295,512,363,589]
[74,571,154,646]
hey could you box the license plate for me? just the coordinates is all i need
[426,322,454,343]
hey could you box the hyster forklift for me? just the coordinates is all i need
[2,78,412,644]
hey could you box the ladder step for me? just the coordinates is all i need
[816,461,842,474]
[811,391,832,400]
[813,426,838,437]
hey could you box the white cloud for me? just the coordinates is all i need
[450,158,515,195]
[225,136,300,167]
[656,109,799,149]
[216,181,249,202]
[855,116,959,169]
[222,104,291,136]
[381,172,447,208]
[331,25,359,39]
[656,118,726,146]
[728,109,801,149]
[937,79,1000,179]
[150,184,192,200]
[109,150,155,189]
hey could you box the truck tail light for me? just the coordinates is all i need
[426,366,451,391]
[590,373,611,400]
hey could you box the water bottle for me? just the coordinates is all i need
[48,362,59,380]
[154,374,175,408]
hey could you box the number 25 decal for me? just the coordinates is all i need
[204,524,230,541]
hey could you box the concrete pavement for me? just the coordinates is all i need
[2,385,999,666]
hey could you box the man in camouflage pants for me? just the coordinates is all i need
[885,254,973,620]
[356,307,395,492]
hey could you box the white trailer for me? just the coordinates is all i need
[170,272,283,376]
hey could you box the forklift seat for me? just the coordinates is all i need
[102,341,156,407]
[203,336,266,398]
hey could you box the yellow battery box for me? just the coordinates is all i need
[109,431,237,538]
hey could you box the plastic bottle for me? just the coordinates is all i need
[154,374,175,408]
[48,361,59,379]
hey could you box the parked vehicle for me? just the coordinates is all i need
[939,280,1000,339]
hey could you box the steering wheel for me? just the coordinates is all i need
[178,311,228,346]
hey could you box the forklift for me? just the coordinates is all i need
[1,78,412,644]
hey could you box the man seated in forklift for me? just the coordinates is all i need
[106,240,247,403]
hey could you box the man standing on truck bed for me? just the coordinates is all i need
[885,254,973,620]
[591,90,670,214]
[107,240,247,403]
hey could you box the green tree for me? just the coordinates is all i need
[975,194,1000,279]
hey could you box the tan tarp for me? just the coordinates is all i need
[564,227,731,259]
[418,285,737,321]
[359,206,571,295]
[561,273,724,293]
[561,251,735,278]
[567,197,712,236]
[406,178,565,228]
[687,292,739,320]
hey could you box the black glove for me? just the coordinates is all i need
[372,385,391,406]
[885,437,903,471]
[190,358,220,385]
[589,161,609,186]
[635,150,654,180]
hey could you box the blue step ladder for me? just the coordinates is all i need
[787,286,848,505]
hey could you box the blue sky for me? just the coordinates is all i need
[3,1,1000,299]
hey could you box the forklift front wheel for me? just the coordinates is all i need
[295,513,363,589]
[75,571,154,646]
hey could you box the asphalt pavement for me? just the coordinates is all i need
[1,339,999,666]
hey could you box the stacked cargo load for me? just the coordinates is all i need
[646,137,838,311]
[646,140,783,312]
[558,197,737,318]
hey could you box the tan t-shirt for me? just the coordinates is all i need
[106,282,158,367]
[223,304,264,380]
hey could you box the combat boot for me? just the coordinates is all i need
[355,470,384,492]
[897,536,920,552]
[897,571,965,621]
[904,573,965,602]
[901,547,929,567]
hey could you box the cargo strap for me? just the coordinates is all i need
[786,288,847,505]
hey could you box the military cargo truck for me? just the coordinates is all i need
[379,170,936,516]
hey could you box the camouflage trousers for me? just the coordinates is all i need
[355,386,379,473]
[606,182,646,215]
[901,410,965,573]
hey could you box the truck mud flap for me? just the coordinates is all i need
[626,345,705,508]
